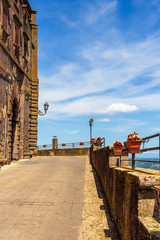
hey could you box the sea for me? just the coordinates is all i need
[128,157,160,171]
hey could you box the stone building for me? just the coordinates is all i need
[0,0,38,162]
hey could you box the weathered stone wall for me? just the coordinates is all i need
[90,146,160,240]
[38,148,90,157]
[0,0,38,162]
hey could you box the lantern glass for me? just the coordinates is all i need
[44,102,49,112]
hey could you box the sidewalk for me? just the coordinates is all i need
[81,157,121,240]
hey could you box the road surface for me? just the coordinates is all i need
[0,156,86,240]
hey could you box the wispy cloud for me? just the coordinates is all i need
[85,0,117,24]
[151,128,160,132]
[67,130,79,135]
[38,0,160,123]
[39,33,160,107]
[42,91,160,120]
[60,15,80,27]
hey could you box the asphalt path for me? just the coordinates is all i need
[0,156,86,240]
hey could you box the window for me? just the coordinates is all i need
[24,40,28,58]
[24,14,27,26]
[15,25,20,47]
[3,7,8,31]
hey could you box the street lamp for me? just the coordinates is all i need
[38,102,49,116]
[89,118,94,140]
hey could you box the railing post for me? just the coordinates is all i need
[120,155,122,167]
[73,143,75,148]
[132,153,135,169]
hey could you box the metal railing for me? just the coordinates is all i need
[101,137,105,148]
[37,144,52,150]
[37,137,105,151]
[58,141,90,149]
[120,133,160,170]
[37,141,91,150]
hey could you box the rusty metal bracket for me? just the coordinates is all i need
[152,186,160,206]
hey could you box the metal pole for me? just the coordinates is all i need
[90,124,92,139]
[159,133,160,171]
[89,118,94,142]
[132,153,135,170]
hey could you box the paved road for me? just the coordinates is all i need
[0,156,86,240]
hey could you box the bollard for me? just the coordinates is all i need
[52,136,58,150]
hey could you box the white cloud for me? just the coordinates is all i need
[95,103,138,114]
[97,118,111,122]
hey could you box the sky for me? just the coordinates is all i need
[29,0,160,156]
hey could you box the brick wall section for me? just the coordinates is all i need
[90,146,160,240]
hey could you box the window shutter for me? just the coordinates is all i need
[18,28,20,47]
[15,26,20,47]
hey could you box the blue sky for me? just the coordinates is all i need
[29,0,160,155]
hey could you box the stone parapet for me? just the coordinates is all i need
[38,148,90,157]
[90,145,160,240]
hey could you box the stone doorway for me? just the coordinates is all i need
[11,98,19,160]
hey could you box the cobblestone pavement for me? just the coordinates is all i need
[81,157,121,240]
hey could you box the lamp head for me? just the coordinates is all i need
[44,101,49,113]
[89,118,94,126]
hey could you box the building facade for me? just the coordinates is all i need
[0,0,38,162]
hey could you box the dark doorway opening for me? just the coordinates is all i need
[11,98,19,160]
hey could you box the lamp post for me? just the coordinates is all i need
[89,118,94,140]
[38,102,49,116]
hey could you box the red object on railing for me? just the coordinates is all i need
[124,141,142,153]
[80,142,84,145]
[113,141,123,155]
[113,146,123,155]
[62,143,66,146]
[114,141,122,146]
[43,144,47,148]
[90,138,94,144]
[96,137,101,145]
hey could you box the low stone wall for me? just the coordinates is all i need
[90,146,160,240]
[38,147,90,157]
